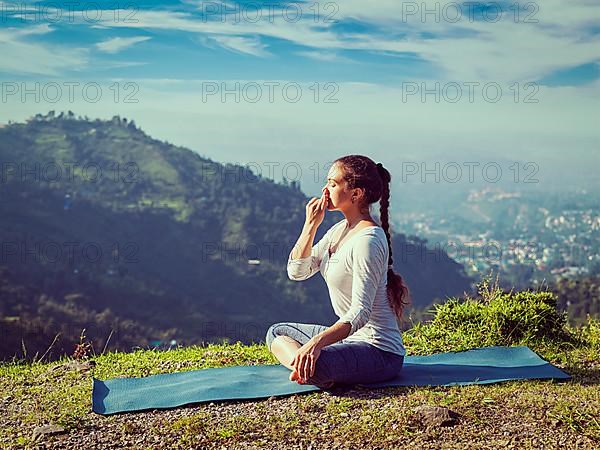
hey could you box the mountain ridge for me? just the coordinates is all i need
[0,111,474,361]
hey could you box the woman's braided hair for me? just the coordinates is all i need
[332,155,411,320]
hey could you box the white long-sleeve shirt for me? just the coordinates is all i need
[287,218,406,356]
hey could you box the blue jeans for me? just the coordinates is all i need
[265,322,404,389]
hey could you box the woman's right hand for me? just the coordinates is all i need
[305,188,329,229]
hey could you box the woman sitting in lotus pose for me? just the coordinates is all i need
[265,155,411,389]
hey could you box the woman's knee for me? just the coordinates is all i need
[265,323,277,351]
[265,322,326,351]
[265,322,287,351]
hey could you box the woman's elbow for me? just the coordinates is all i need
[287,270,307,281]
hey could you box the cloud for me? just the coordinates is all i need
[95,36,151,54]
[320,0,600,82]
[86,1,600,83]
[96,60,149,70]
[3,1,600,84]
[204,35,270,57]
[0,24,88,76]
[295,50,354,63]
[97,8,342,49]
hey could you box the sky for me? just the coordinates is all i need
[1,0,599,197]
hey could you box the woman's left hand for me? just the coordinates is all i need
[291,338,322,383]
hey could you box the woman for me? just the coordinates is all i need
[265,155,411,389]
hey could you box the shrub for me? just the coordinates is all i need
[403,276,571,355]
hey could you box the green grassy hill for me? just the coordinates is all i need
[1,281,598,449]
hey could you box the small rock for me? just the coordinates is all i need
[32,424,66,441]
[267,396,276,402]
[414,405,460,428]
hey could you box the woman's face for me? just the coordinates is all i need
[323,164,354,211]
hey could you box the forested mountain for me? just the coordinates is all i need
[0,112,474,361]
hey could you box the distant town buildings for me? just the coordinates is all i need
[395,187,598,288]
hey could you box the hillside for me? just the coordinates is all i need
[0,112,474,362]
[0,283,598,449]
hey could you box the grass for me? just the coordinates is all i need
[1,277,599,448]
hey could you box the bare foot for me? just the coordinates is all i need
[289,368,305,384]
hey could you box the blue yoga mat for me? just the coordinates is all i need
[92,346,571,415]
